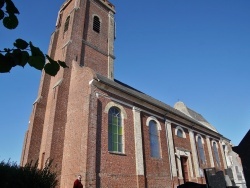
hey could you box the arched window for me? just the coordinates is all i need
[175,126,186,138]
[212,142,220,167]
[93,16,100,33]
[177,129,183,138]
[108,107,123,152]
[149,120,160,158]
[64,16,70,32]
[197,136,206,164]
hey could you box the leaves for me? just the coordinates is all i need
[3,14,18,29]
[1,0,19,29]
[58,60,69,68]
[5,0,19,14]
[0,9,4,20]
[0,0,68,76]
[14,38,29,50]
[0,159,58,187]
[0,54,12,73]
[0,0,4,9]
[44,55,60,76]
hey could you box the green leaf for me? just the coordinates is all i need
[44,62,60,76]
[3,14,18,29]
[0,9,4,20]
[5,0,19,14]
[0,53,12,73]
[14,39,29,50]
[28,56,45,70]
[58,60,69,68]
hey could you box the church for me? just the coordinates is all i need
[20,0,245,187]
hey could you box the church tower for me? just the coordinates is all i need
[21,0,115,187]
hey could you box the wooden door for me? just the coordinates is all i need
[181,157,189,183]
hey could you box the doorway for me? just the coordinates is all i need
[180,156,189,183]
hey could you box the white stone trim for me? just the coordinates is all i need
[195,134,205,144]
[175,148,193,179]
[104,101,127,119]
[206,136,215,167]
[132,107,144,176]
[146,116,161,130]
[165,122,177,178]
[175,126,186,138]
[189,130,200,178]
[219,141,227,169]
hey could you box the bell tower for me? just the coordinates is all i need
[21,0,115,187]
[55,0,116,79]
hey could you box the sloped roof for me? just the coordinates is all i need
[174,101,218,133]
[94,74,220,136]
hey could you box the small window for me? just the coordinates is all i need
[64,16,70,32]
[93,16,100,33]
[177,129,183,138]
[175,126,186,138]
[108,107,123,153]
[149,120,160,158]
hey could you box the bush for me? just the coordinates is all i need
[0,159,57,188]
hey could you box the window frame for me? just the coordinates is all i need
[175,126,186,138]
[108,107,123,153]
[64,15,70,32]
[146,116,162,159]
[212,141,221,167]
[196,135,206,164]
[93,15,101,33]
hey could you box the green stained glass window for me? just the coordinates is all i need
[108,107,123,153]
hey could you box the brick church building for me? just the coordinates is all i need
[21,0,235,187]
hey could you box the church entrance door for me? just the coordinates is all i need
[180,156,189,183]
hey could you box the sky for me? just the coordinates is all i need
[0,0,249,163]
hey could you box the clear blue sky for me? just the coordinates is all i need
[0,0,249,163]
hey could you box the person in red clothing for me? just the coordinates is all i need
[73,175,83,188]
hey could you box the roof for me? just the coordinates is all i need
[174,101,218,133]
[94,74,221,136]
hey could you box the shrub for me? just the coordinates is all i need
[0,159,57,188]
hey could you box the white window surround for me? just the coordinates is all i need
[195,134,205,144]
[211,140,219,149]
[196,134,206,164]
[146,116,161,130]
[104,101,127,119]
[211,140,221,167]
[175,126,186,138]
[105,102,127,154]
[92,14,102,23]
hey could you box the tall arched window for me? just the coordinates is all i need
[64,16,70,32]
[108,107,123,152]
[93,16,100,33]
[197,136,206,164]
[149,120,160,158]
[212,142,220,167]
